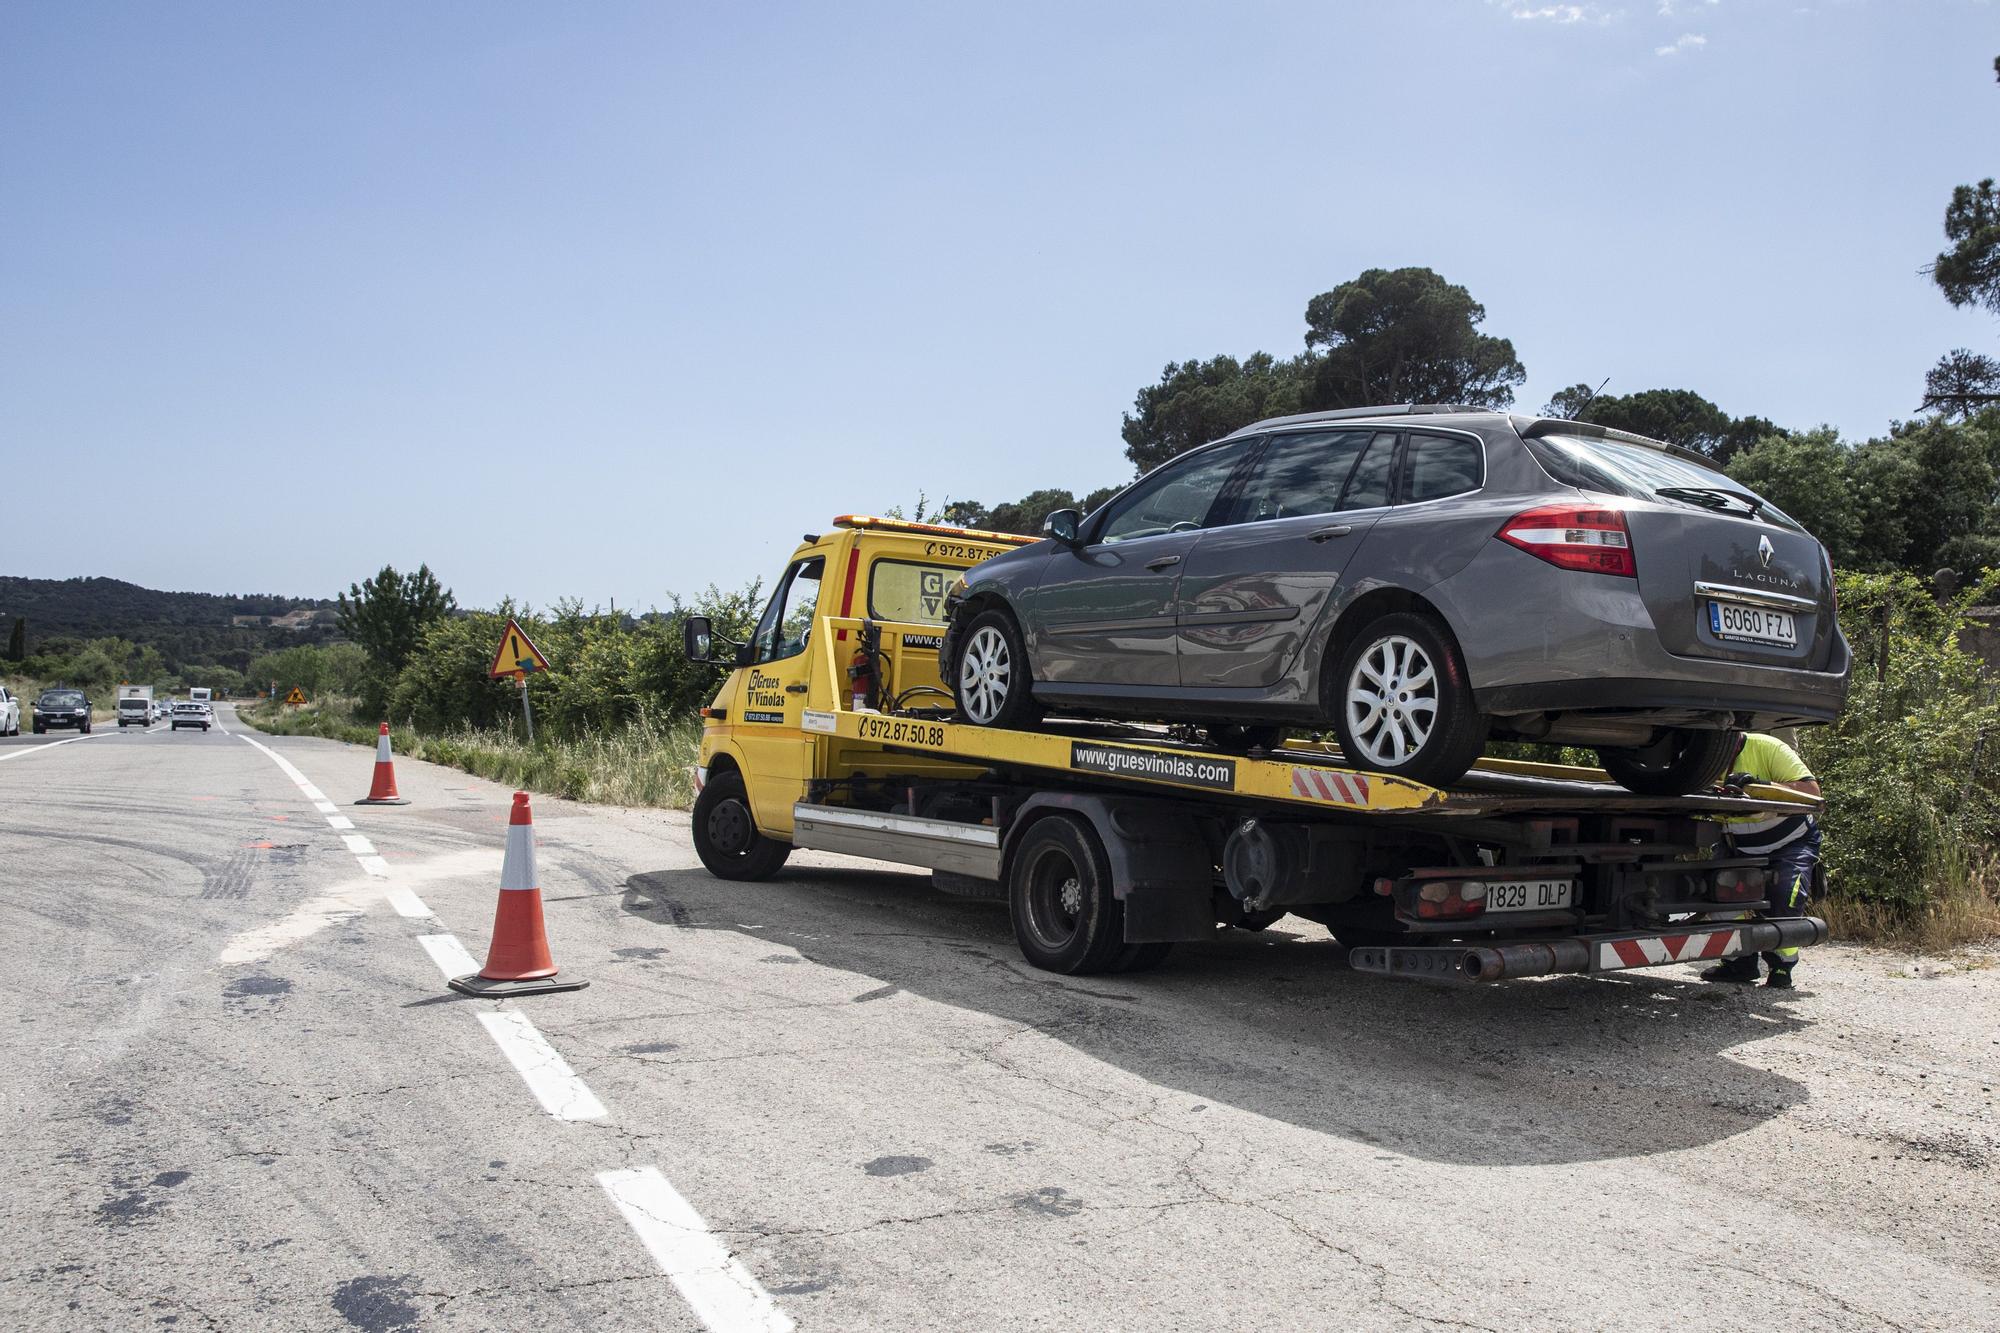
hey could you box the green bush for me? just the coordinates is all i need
[1802,571,2000,915]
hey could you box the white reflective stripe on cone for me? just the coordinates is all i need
[376,731,393,762]
[500,821,539,891]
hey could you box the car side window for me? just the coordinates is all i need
[1403,433,1483,503]
[1096,439,1257,544]
[1339,432,1400,510]
[1232,430,1374,523]
[750,556,825,663]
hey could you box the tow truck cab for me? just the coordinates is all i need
[687,516,1828,983]
[686,516,1036,841]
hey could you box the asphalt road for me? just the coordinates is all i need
[3,707,1998,1331]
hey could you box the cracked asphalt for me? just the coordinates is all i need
[3,710,1999,1331]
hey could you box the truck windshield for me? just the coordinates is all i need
[1524,432,1804,532]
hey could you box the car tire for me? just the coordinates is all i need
[692,769,791,881]
[1597,729,1738,797]
[1328,611,1486,787]
[1008,815,1129,975]
[32,725,44,734]
[952,606,1040,729]
[1206,723,1286,754]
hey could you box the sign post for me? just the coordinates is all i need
[488,619,552,745]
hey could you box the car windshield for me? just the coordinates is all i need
[40,691,85,706]
[1524,432,1804,532]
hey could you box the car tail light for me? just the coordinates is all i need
[1497,505,1635,577]
[1713,866,1766,903]
[1415,880,1488,920]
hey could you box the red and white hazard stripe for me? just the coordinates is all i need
[1596,929,1741,971]
[1291,766,1372,807]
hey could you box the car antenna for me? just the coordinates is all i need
[1568,377,1610,419]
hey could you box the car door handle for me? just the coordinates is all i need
[1307,524,1354,543]
[1145,555,1182,571]
[786,683,808,693]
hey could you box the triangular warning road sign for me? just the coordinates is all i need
[285,686,307,705]
[489,618,552,679]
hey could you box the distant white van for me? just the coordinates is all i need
[188,687,213,704]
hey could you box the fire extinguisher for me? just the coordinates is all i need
[848,622,881,711]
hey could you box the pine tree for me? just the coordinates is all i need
[5,617,23,663]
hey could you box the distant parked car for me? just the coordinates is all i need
[33,689,92,734]
[943,406,1851,794]
[0,686,19,736]
[169,701,213,732]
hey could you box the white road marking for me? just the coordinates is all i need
[476,1010,607,1121]
[0,731,117,763]
[418,932,480,980]
[232,722,769,1333]
[599,1168,794,1333]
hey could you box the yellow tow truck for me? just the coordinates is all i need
[682,516,1827,982]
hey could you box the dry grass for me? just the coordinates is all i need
[1820,848,2000,954]
[239,700,703,810]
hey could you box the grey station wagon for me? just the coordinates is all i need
[940,406,1851,794]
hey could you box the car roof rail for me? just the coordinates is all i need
[1224,404,1486,436]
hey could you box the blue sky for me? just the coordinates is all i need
[2,1,1994,609]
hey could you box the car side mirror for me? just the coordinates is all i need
[1044,508,1083,546]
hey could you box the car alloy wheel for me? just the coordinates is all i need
[957,624,1013,725]
[1344,634,1438,767]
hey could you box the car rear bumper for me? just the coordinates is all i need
[1473,673,1846,727]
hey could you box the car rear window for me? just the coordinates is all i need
[1522,432,1803,532]
[1404,433,1484,503]
[868,559,958,624]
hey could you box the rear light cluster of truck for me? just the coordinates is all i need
[1497,505,1636,577]
[1414,879,1488,921]
[1712,866,1767,903]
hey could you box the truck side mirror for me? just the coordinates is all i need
[682,616,714,663]
[1043,508,1082,546]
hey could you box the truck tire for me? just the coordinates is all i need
[1008,815,1129,975]
[1596,729,1737,796]
[952,607,1040,729]
[692,770,791,881]
[1329,611,1485,787]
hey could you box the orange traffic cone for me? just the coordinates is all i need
[449,791,588,997]
[355,722,410,806]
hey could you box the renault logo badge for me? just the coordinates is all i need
[1758,534,1775,568]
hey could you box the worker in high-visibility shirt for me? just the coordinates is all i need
[1704,732,1821,989]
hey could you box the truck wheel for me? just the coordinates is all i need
[1008,815,1128,975]
[953,608,1040,729]
[1329,612,1485,787]
[692,770,791,881]
[1597,729,1737,796]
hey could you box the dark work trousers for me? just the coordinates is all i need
[1754,823,1821,973]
